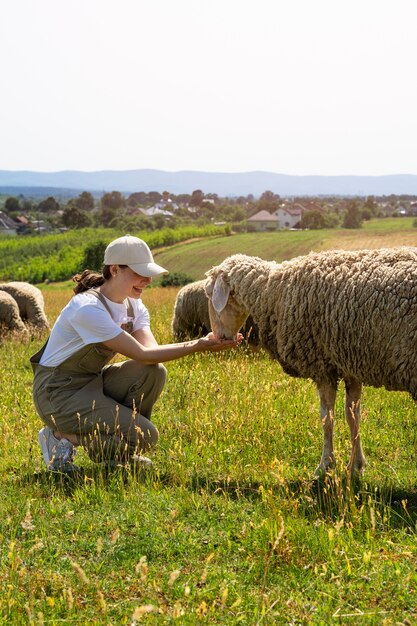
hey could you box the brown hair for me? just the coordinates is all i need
[72,265,128,294]
[73,267,107,294]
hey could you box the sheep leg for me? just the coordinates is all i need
[344,378,366,475]
[315,382,337,475]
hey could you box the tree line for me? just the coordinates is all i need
[2,188,417,234]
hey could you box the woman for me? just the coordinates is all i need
[31,234,241,471]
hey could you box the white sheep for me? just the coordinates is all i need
[0,281,49,330]
[172,279,259,344]
[205,248,417,476]
[172,280,212,340]
[0,290,29,336]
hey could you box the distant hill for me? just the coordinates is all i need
[1,169,417,197]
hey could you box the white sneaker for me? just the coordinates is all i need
[131,454,153,469]
[38,426,77,471]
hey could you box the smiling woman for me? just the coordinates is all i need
[30,235,242,473]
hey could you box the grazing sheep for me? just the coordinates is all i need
[205,248,417,476]
[172,279,259,344]
[0,281,49,330]
[0,290,29,335]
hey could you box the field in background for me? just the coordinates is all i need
[155,217,417,280]
[1,224,417,624]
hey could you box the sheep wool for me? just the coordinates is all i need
[205,247,417,475]
[172,279,259,344]
[0,290,28,335]
[172,280,212,341]
[0,281,49,330]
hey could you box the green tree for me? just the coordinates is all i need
[147,191,162,205]
[342,200,363,228]
[62,206,92,228]
[175,193,191,205]
[127,192,147,207]
[257,190,281,213]
[4,197,20,213]
[230,206,247,222]
[153,214,167,229]
[75,191,95,211]
[94,207,119,227]
[300,210,339,229]
[190,189,205,207]
[82,240,108,271]
[22,200,33,212]
[364,195,377,214]
[37,196,60,213]
[160,272,193,287]
[101,191,126,210]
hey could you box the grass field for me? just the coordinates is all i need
[1,223,417,624]
[153,217,417,281]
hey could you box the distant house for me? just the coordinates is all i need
[30,219,52,234]
[140,206,174,217]
[247,205,304,231]
[274,205,303,229]
[0,211,18,236]
[14,215,30,234]
[294,201,324,214]
[247,210,280,231]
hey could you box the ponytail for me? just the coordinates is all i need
[72,265,127,294]
[72,268,107,294]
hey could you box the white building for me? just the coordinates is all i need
[273,206,303,229]
[247,206,303,231]
[0,211,18,236]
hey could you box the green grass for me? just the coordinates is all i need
[1,227,417,624]
[155,217,417,280]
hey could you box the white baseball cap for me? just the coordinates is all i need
[104,235,168,277]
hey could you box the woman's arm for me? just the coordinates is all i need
[103,330,241,365]
[132,327,159,348]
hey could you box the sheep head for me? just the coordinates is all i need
[205,265,248,340]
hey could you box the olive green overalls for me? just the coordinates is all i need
[30,289,166,462]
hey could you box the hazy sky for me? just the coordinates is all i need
[2,0,416,176]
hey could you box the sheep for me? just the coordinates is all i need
[205,247,417,476]
[172,280,212,340]
[172,279,259,345]
[0,281,49,330]
[0,290,29,336]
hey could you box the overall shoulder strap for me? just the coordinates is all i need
[87,288,113,315]
[124,297,134,318]
[30,339,49,371]
[89,289,134,334]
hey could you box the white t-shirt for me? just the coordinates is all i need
[39,291,151,367]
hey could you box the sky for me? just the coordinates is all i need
[1,0,417,176]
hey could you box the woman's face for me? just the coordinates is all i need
[113,265,152,299]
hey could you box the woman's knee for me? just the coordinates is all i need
[141,362,167,385]
[153,363,167,391]
[128,362,167,397]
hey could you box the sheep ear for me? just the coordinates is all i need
[204,276,214,297]
[212,275,230,313]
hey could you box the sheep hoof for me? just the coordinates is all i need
[314,466,329,481]
[346,462,366,480]
[314,455,336,478]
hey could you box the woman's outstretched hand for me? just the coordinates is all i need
[197,332,244,352]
